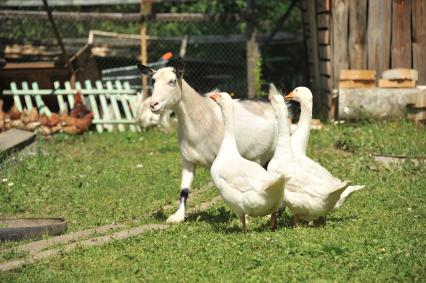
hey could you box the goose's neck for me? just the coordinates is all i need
[291,100,312,156]
[218,102,239,156]
[274,108,294,159]
[297,101,312,129]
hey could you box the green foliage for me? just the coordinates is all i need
[0,121,425,281]
[254,55,267,98]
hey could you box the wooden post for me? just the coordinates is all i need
[391,0,412,68]
[348,0,367,69]
[367,0,392,81]
[140,0,151,100]
[246,0,258,99]
[306,1,322,117]
[42,0,74,85]
[412,0,426,85]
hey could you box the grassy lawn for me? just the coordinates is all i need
[0,120,425,282]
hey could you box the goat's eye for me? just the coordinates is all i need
[168,79,176,86]
[151,78,156,84]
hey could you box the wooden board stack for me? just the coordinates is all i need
[406,91,426,125]
[339,70,376,88]
[379,69,418,88]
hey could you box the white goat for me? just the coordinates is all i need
[135,94,174,131]
[137,60,285,223]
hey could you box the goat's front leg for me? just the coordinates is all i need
[166,159,195,223]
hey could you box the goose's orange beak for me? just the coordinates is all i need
[210,93,220,102]
[284,92,294,102]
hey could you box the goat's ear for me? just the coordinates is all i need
[137,63,156,77]
[167,58,185,78]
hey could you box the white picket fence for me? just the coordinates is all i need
[3,80,142,133]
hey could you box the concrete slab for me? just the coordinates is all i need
[0,129,36,154]
[338,88,426,120]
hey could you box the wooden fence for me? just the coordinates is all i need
[301,0,426,120]
[3,80,141,133]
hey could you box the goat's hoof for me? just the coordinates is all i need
[166,210,185,224]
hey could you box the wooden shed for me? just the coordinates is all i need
[301,0,426,120]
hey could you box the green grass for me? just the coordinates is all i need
[1,120,425,282]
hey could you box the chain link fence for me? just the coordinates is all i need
[0,2,306,97]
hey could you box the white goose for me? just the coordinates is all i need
[209,92,286,233]
[267,86,364,225]
[284,86,365,211]
[286,86,313,157]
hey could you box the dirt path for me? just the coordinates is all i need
[0,189,222,272]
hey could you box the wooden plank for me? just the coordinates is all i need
[407,91,426,108]
[106,81,125,132]
[320,60,332,76]
[332,0,349,86]
[0,10,242,23]
[320,75,332,91]
[340,69,376,80]
[0,129,36,153]
[318,30,330,45]
[319,45,331,60]
[307,0,322,114]
[412,0,426,84]
[3,88,136,96]
[21,82,33,111]
[367,0,392,81]
[378,79,416,88]
[32,82,51,116]
[339,80,376,88]
[115,80,136,132]
[10,83,23,112]
[317,13,330,29]
[317,0,331,12]
[348,0,367,69]
[123,81,142,132]
[64,81,75,109]
[391,0,412,68]
[382,69,418,81]
[1,0,143,7]
[0,224,127,256]
[0,224,169,272]
[84,80,103,133]
[54,81,68,114]
[95,81,113,132]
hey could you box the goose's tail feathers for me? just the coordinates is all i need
[332,185,366,212]
[263,175,286,194]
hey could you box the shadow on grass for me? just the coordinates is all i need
[151,204,358,233]
[151,209,168,221]
[327,215,359,224]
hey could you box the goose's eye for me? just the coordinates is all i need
[168,79,176,86]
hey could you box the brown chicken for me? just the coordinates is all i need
[39,112,63,136]
[0,100,5,131]
[62,112,94,134]
[39,113,61,127]
[21,108,41,131]
[9,105,21,120]
[9,105,25,129]
[70,90,91,118]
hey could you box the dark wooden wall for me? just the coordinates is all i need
[301,0,426,120]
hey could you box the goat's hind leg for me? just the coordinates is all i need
[166,159,195,223]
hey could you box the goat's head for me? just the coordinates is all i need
[137,59,185,114]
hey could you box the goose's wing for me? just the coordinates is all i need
[215,158,274,193]
[299,156,341,182]
[285,162,346,196]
